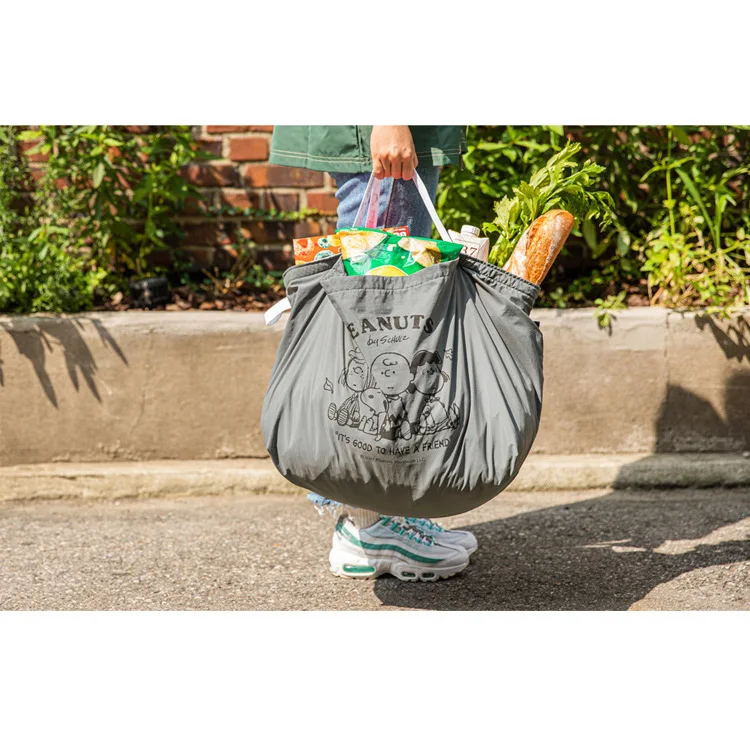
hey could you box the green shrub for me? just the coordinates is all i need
[0,125,212,313]
[26,125,205,283]
[438,126,750,314]
[0,128,106,313]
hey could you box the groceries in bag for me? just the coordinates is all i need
[484,141,613,278]
[502,209,574,285]
[448,224,490,263]
[293,226,409,265]
[261,170,545,518]
[341,234,463,277]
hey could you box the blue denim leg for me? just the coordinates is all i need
[307,492,343,517]
[329,165,440,237]
[308,166,441,515]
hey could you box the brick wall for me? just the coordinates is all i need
[12,125,341,274]
[181,126,339,271]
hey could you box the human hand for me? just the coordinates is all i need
[370,126,418,181]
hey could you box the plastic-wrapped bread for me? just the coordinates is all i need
[503,209,575,285]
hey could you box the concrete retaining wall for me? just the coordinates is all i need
[1,308,748,466]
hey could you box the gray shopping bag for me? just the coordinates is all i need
[261,175,543,518]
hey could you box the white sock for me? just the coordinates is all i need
[344,506,381,529]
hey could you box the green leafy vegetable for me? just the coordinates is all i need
[483,141,614,267]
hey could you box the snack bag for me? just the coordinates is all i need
[341,234,463,277]
[293,226,409,265]
[292,233,343,265]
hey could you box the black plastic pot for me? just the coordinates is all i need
[130,277,170,309]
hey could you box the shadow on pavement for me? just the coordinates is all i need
[374,375,750,610]
[373,488,750,610]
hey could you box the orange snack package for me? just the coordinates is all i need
[293,226,409,265]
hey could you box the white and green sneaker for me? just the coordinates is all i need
[393,517,478,556]
[330,516,470,582]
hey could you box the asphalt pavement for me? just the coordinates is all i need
[1,488,749,610]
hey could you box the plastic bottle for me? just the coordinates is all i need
[448,224,490,263]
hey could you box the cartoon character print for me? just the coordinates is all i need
[327,349,374,428]
[359,388,388,436]
[369,353,414,442]
[407,350,461,435]
[326,349,460,442]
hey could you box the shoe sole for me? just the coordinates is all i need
[329,549,469,582]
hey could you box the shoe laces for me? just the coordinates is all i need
[401,516,445,534]
[380,517,435,546]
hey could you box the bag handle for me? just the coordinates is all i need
[266,173,451,326]
[352,171,451,242]
[352,171,382,228]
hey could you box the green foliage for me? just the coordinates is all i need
[593,289,627,330]
[4,124,748,315]
[0,126,214,313]
[0,127,106,313]
[482,141,614,267]
[438,126,750,314]
[26,125,206,282]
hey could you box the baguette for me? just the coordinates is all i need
[502,209,574,285]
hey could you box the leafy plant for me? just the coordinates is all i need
[481,141,614,267]
[0,127,106,313]
[594,289,627,330]
[21,126,210,284]
[438,126,750,313]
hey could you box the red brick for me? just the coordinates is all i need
[305,191,338,214]
[180,163,238,187]
[294,220,324,238]
[182,191,212,216]
[256,247,293,270]
[242,165,324,188]
[241,221,296,244]
[219,190,261,210]
[195,138,223,157]
[293,218,337,237]
[19,139,49,163]
[228,136,269,162]
[204,125,273,134]
[262,192,299,212]
[181,222,232,246]
[212,246,243,271]
[183,248,216,267]
[205,125,256,134]
[146,249,172,268]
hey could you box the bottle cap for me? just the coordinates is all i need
[461,224,480,237]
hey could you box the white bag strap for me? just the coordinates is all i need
[351,171,450,241]
[264,296,291,326]
[412,171,450,242]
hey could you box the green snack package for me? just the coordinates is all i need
[340,232,463,277]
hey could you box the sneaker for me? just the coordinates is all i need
[394,516,478,556]
[329,516,469,582]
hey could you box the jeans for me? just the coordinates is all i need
[308,165,442,516]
